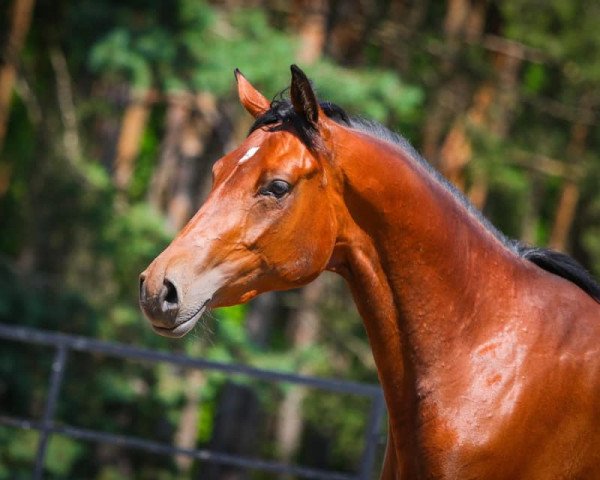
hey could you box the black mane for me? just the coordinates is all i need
[249,97,600,304]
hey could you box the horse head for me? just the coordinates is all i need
[139,66,342,337]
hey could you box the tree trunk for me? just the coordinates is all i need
[173,369,205,472]
[246,292,279,347]
[292,0,328,64]
[439,40,523,210]
[166,92,218,229]
[323,0,391,67]
[548,121,589,251]
[49,46,82,166]
[148,94,188,214]
[203,382,263,480]
[420,0,487,164]
[0,0,35,151]
[379,1,429,71]
[520,172,543,245]
[276,278,322,466]
[549,181,580,251]
[113,91,151,192]
[148,92,219,229]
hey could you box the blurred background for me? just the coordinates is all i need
[1,0,599,478]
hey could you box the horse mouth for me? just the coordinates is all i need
[151,300,209,338]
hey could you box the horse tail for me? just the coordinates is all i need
[515,244,600,304]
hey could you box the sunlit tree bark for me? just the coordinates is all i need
[49,46,82,166]
[149,92,219,228]
[421,0,486,164]
[440,41,523,210]
[173,369,205,471]
[549,119,590,251]
[0,0,35,151]
[113,91,151,192]
[0,0,35,199]
[293,0,328,64]
[148,95,188,214]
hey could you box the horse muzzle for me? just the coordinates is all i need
[139,272,204,337]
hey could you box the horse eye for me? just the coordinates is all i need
[260,179,291,199]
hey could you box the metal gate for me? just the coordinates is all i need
[0,323,386,479]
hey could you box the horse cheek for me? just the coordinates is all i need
[302,208,337,275]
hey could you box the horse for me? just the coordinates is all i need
[139,65,600,479]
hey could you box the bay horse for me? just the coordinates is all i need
[139,65,600,479]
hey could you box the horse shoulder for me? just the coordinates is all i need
[414,267,600,478]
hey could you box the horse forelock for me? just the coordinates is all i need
[248,92,353,151]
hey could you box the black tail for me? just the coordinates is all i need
[515,244,600,304]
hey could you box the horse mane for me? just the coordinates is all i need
[513,244,600,302]
[249,95,600,303]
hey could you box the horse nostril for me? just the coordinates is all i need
[139,274,147,303]
[160,278,179,312]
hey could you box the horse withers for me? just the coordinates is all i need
[140,65,600,479]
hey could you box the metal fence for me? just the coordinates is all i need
[0,323,386,479]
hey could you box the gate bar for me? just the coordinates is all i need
[33,344,68,479]
[358,391,386,480]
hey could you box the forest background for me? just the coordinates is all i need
[1,0,599,478]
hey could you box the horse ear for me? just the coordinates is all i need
[235,68,270,118]
[290,64,319,128]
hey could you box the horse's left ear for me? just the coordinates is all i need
[235,68,270,118]
[290,64,319,129]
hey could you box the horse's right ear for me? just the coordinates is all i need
[235,69,270,118]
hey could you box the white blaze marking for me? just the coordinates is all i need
[238,146,259,164]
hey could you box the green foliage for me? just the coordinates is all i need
[522,63,548,95]
[583,223,600,278]
[580,160,600,278]
[302,392,371,470]
[189,8,299,95]
[102,203,171,301]
[0,428,37,478]
[0,98,37,256]
[88,2,296,94]
[502,0,600,84]
[90,29,154,90]
[128,112,162,201]
[310,62,424,123]
[88,1,423,126]
[46,435,84,476]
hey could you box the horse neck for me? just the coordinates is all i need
[328,128,521,444]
